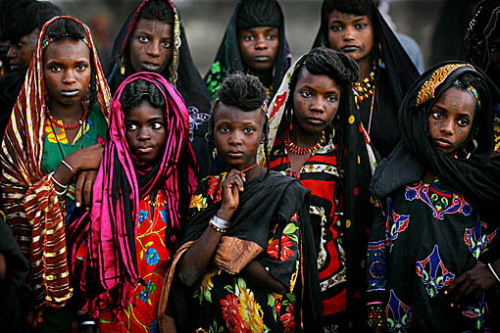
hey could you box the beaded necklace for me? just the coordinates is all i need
[145,193,162,207]
[46,106,86,159]
[352,62,378,134]
[283,128,325,155]
[47,103,88,130]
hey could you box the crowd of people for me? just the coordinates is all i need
[0,0,498,332]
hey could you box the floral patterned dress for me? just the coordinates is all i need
[99,190,171,333]
[187,173,301,333]
[366,179,498,332]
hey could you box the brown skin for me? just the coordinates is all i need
[43,38,104,208]
[289,67,340,172]
[129,18,173,74]
[7,28,39,75]
[177,105,287,294]
[238,26,279,87]
[327,10,374,82]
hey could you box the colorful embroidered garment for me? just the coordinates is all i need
[98,190,171,332]
[0,16,110,309]
[265,51,376,331]
[313,0,419,157]
[204,0,291,101]
[158,171,322,332]
[79,72,197,323]
[368,62,500,331]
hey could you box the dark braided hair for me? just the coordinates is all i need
[208,72,270,169]
[43,18,98,107]
[237,0,282,30]
[464,0,500,74]
[139,0,175,23]
[120,79,166,111]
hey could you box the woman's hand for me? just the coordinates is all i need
[217,169,245,221]
[65,144,104,173]
[75,170,98,209]
[446,260,499,307]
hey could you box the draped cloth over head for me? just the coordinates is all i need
[313,0,419,157]
[371,62,500,223]
[265,51,377,323]
[107,0,211,144]
[81,72,197,316]
[204,0,292,100]
[0,16,111,309]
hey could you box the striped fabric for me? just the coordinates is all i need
[0,16,111,309]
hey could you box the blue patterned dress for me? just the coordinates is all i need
[366,178,498,332]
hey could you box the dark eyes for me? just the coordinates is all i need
[138,36,171,49]
[151,122,163,130]
[300,90,337,102]
[126,123,137,131]
[330,23,367,32]
[242,34,278,42]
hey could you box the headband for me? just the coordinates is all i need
[453,80,482,110]
[41,34,90,49]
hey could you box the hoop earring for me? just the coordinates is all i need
[285,108,293,123]
[212,148,217,160]
[463,138,478,156]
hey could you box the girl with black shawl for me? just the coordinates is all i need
[157,73,321,332]
[313,0,419,158]
[204,0,291,102]
[106,0,212,176]
[367,63,500,332]
[266,47,376,332]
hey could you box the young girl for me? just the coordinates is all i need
[0,16,110,330]
[313,0,418,158]
[157,73,321,332]
[81,72,197,332]
[266,47,376,331]
[367,63,500,331]
[205,0,291,102]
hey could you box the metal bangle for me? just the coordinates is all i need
[488,262,500,283]
[61,159,75,174]
[209,215,230,230]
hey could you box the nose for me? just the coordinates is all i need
[310,96,326,113]
[228,131,243,145]
[342,26,355,41]
[7,45,16,59]
[440,119,454,136]
[147,42,161,57]
[137,126,151,141]
[254,35,268,50]
[62,69,76,84]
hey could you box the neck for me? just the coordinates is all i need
[290,122,323,147]
[48,101,84,122]
[356,54,374,83]
[249,69,273,88]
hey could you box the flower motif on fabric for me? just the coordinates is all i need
[26,309,44,328]
[195,271,215,304]
[188,106,210,142]
[237,278,267,332]
[139,209,149,226]
[385,198,410,250]
[405,182,472,220]
[269,91,287,120]
[207,61,224,99]
[220,294,246,333]
[415,245,455,297]
[385,289,413,333]
[267,234,294,261]
[207,175,223,203]
[150,320,159,333]
[461,294,487,330]
[367,240,387,291]
[280,303,295,333]
[464,218,497,259]
[145,247,160,266]
[189,194,207,211]
[138,280,157,305]
[44,118,68,144]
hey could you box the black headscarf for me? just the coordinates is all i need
[313,0,419,157]
[371,62,500,220]
[107,0,211,152]
[204,0,291,100]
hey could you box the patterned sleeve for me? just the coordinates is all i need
[366,198,389,330]
[259,212,301,293]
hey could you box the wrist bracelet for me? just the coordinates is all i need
[61,159,75,174]
[48,172,68,195]
[209,215,230,233]
[488,262,500,283]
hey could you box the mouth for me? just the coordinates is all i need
[341,45,359,52]
[60,90,80,97]
[306,118,325,126]
[142,62,161,71]
[434,138,452,149]
[227,151,244,158]
[253,56,271,62]
[136,145,154,154]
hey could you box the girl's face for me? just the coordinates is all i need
[43,38,91,108]
[238,26,279,73]
[213,102,265,171]
[125,101,166,165]
[129,18,173,74]
[427,86,476,156]
[327,9,373,63]
[292,67,340,134]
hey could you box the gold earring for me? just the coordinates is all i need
[212,148,217,160]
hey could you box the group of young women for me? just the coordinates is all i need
[0,0,499,332]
